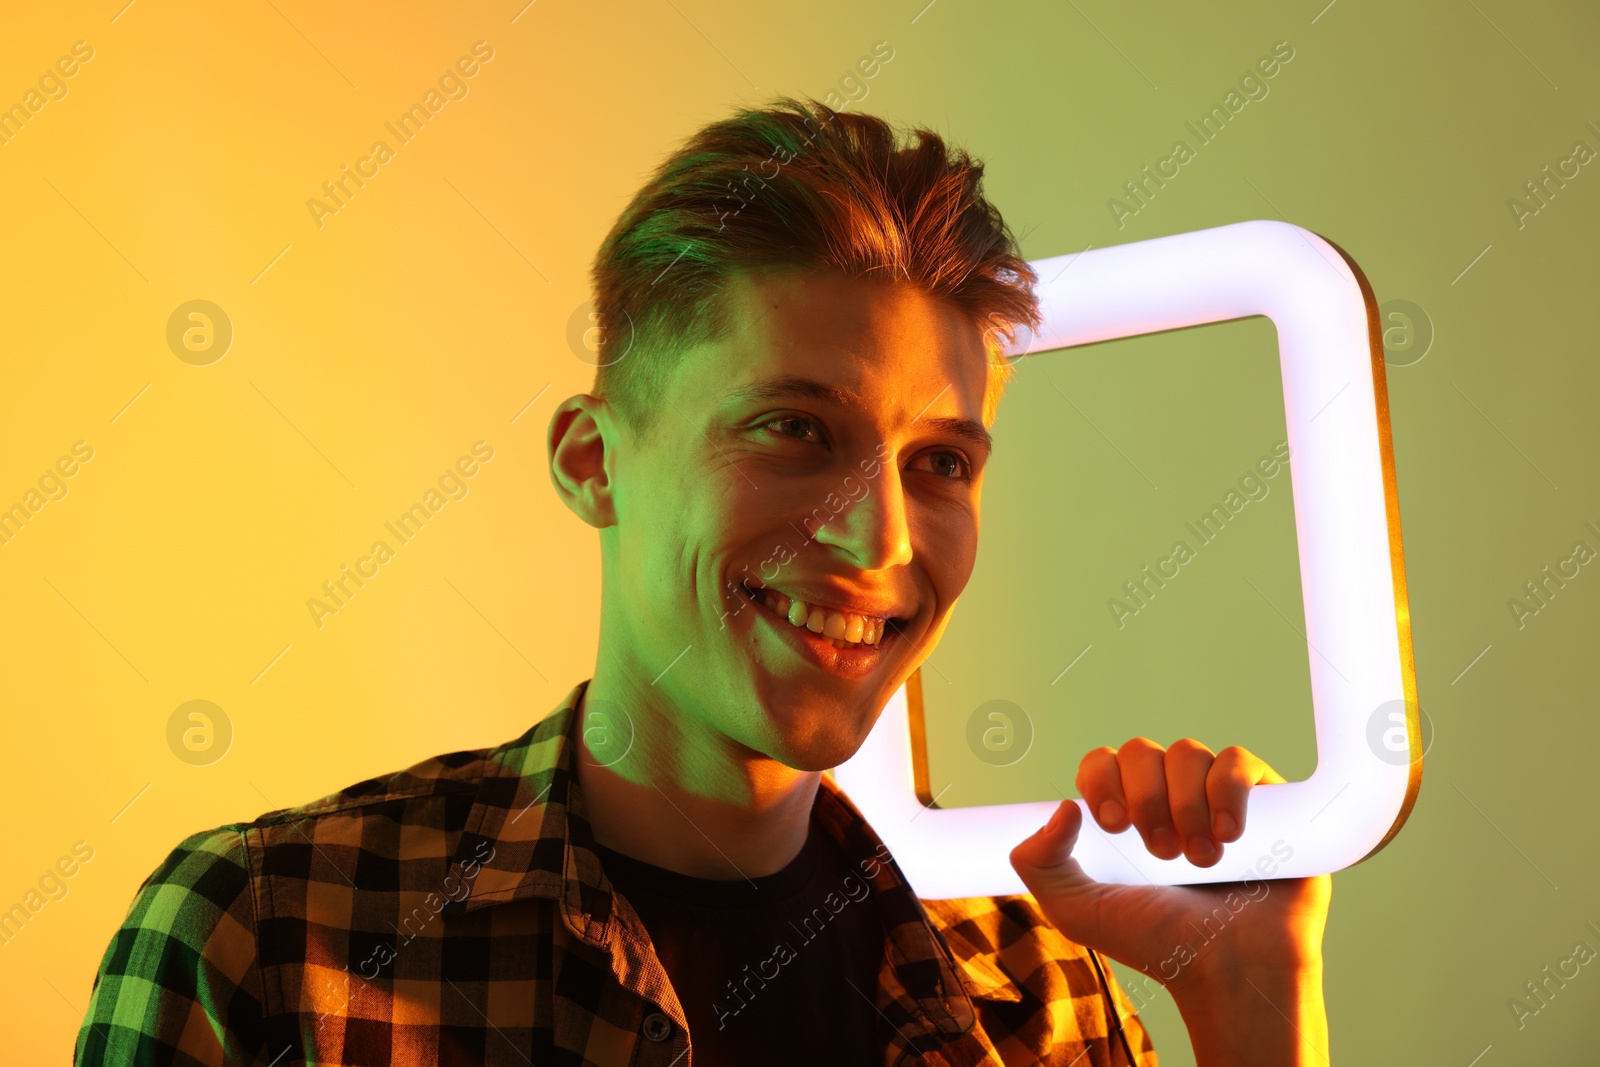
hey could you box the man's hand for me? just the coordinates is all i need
[1009,738,1332,1065]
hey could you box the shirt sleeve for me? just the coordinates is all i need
[74,827,272,1067]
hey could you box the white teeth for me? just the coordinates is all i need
[751,585,886,648]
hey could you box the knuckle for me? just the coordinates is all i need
[1210,747,1251,778]
[1075,749,1117,793]
[1215,745,1252,770]
[1078,747,1115,775]
[1119,737,1164,758]
[1167,737,1213,758]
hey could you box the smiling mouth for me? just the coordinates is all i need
[738,583,899,651]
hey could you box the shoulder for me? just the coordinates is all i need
[110,823,257,952]
[252,733,522,826]
[238,721,553,865]
[120,731,507,903]
[118,731,520,905]
[77,726,551,1064]
[76,824,264,1065]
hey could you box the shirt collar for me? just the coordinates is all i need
[443,679,1018,1031]
[443,679,614,944]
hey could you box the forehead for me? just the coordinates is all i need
[677,266,993,424]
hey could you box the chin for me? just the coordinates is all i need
[769,740,860,774]
[755,702,877,772]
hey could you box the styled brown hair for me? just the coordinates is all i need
[589,96,1040,439]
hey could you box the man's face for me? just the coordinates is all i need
[603,266,995,772]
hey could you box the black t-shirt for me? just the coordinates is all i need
[594,818,886,1066]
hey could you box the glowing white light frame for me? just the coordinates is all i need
[832,219,1422,896]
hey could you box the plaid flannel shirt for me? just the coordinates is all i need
[75,680,1159,1066]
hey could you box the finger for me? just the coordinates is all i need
[1009,802,1106,949]
[1075,747,1131,833]
[1009,802,1089,891]
[1163,738,1220,867]
[1205,746,1287,842]
[1116,738,1180,860]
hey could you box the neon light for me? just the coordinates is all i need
[832,220,1422,896]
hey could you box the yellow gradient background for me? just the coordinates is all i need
[3,1,1598,1062]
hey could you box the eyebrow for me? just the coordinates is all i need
[918,415,993,456]
[720,374,993,455]
[721,374,858,409]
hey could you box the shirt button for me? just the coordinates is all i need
[642,1012,673,1042]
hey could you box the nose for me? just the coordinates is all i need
[810,461,913,571]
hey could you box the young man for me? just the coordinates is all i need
[76,98,1330,1066]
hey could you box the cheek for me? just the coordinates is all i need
[689,478,775,600]
[620,476,700,607]
[722,473,806,543]
[914,502,981,607]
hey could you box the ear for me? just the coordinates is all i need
[547,394,618,529]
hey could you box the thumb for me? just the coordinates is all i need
[1011,801,1129,955]
[1008,800,1098,901]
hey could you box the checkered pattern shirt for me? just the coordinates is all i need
[75,680,1159,1066]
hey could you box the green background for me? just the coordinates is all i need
[883,0,1600,1061]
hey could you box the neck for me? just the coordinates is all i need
[573,668,820,880]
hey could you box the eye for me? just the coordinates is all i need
[763,414,826,446]
[912,449,973,481]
